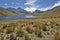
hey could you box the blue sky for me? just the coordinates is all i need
[0,0,60,12]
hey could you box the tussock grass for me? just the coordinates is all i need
[0,18,60,40]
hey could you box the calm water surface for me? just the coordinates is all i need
[0,16,35,20]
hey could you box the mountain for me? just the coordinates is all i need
[17,8,33,15]
[0,6,60,17]
[0,7,30,17]
[33,10,43,14]
[7,8,33,15]
[33,6,60,18]
[7,8,29,16]
[17,8,28,14]
[0,7,18,17]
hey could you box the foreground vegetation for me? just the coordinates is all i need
[0,18,60,40]
[0,5,60,40]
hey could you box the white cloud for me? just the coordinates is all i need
[38,7,51,11]
[24,7,37,12]
[24,0,38,12]
[52,1,60,8]
[25,0,37,5]
[25,0,60,12]
[38,1,60,11]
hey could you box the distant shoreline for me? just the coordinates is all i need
[0,15,35,20]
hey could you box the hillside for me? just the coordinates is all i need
[0,7,17,16]
[34,6,60,18]
[0,6,60,17]
[0,7,28,17]
[0,6,60,40]
[7,8,29,15]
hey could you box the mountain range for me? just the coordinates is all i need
[0,7,30,17]
[0,6,60,17]
[33,6,60,18]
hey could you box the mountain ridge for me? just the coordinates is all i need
[33,6,60,18]
[0,6,60,17]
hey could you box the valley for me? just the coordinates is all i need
[0,6,60,40]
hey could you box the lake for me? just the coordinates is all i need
[0,16,35,20]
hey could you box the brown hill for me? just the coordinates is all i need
[34,6,60,18]
[0,7,28,17]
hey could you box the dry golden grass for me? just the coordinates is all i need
[0,18,60,40]
[34,6,60,18]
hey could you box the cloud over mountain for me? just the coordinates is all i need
[38,1,60,11]
[24,7,37,12]
[52,1,60,8]
[24,0,60,12]
[24,0,38,12]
